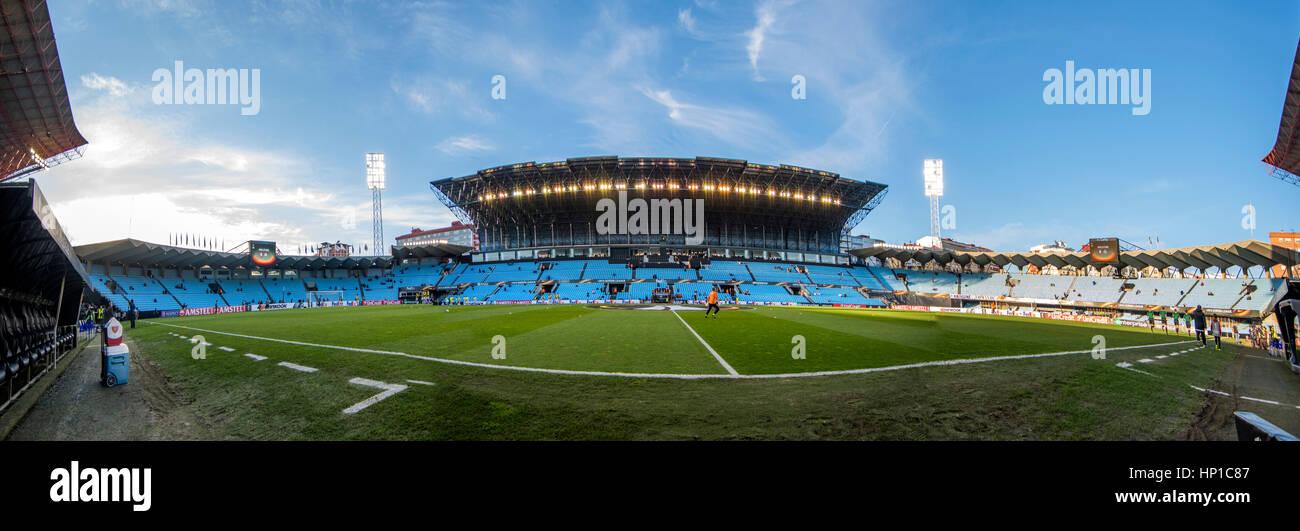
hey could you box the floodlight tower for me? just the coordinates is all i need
[923,159,944,243]
[366,153,386,256]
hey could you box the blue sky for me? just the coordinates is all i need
[35,0,1300,253]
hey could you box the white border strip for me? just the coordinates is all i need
[670,310,739,376]
[343,377,407,414]
[145,321,1192,380]
[277,361,318,373]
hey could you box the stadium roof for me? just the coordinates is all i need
[391,242,472,259]
[394,221,474,241]
[431,156,889,235]
[75,239,399,270]
[850,240,1300,273]
[0,178,88,300]
[0,0,87,181]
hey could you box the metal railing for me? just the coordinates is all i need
[0,322,91,414]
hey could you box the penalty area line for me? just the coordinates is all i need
[670,310,739,376]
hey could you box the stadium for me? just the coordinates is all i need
[2,1,1299,449]
[12,158,1299,441]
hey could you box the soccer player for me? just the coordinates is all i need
[705,288,720,319]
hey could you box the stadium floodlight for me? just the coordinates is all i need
[923,159,943,241]
[366,152,386,191]
[366,153,385,256]
[923,159,943,197]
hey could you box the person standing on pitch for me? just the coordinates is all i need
[1191,305,1207,346]
[1209,317,1222,350]
[705,287,720,319]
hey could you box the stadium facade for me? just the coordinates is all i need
[430,156,888,265]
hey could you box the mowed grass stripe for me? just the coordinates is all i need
[168,304,575,361]
[689,307,1185,375]
[450,308,730,374]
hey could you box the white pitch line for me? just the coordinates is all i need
[277,361,318,373]
[1188,384,1234,397]
[1190,384,1300,409]
[217,346,235,352]
[406,379,436,386]
[244,353,267,361]
[1115,361,1156,377]
[1240,396,1283,406]
[669,310,738,376]
[343,377,407,414]
[1156,355,1168,359]
[1137,358,1155,364]
[143,321,1193,380]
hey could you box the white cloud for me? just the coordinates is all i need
[744,0,786,81]
[642,88,780,150]
[389,77,494,123]
[38,77,391,252]
[678,8,699,36]
[81,73,132,97]
[436,135,495,155]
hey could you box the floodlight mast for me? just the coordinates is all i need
[366,153,386,256]
[923,159,944,242]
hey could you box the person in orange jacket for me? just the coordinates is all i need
[705,288,720,319]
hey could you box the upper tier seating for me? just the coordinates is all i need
[483,262,542,283]
[391,263,453,287]
[699,261,753,282]
[1181,278,1251,310]
[1069,276,1126,303]
[803,265,859,286]
[961,273,1010,298]
[219,278,272,305]
[1120,278,1193,307]
[446,265,494,284]
[1237,278,1285,311]
[901,270,960,295]
[582,261,635,280]
[635,267,698,281]
[853,266,898,290]
[746,262,810,283]
[540,261,587,282]
[1006,274,1065,300]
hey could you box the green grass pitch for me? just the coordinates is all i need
[123,304,1237,440]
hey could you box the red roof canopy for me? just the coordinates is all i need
[0,0,86,181]
[1263,37,1300,177]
